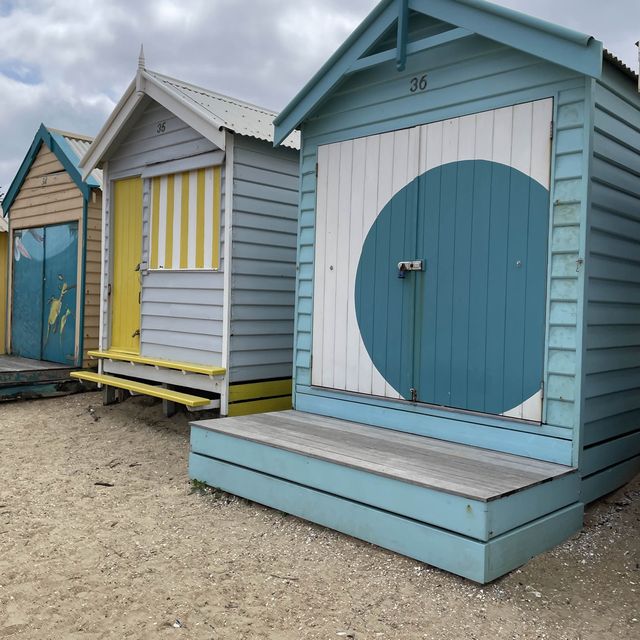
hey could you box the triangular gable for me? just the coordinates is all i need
[2,124,99,215]
[274,0,603,145]
[80,67,299,180]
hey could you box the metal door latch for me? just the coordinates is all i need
[398,260,424,278]
[131,329,140,338]
[410,388,418,402]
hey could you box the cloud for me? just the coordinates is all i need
[0,0,637,192]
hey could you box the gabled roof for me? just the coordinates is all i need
[80,67,300,179]
[274,0,605,145]
[2,124,102,216]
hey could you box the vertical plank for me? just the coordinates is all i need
[312,145,329,387]
[333,140,353,390]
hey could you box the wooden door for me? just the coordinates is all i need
[313,99,553,421]
[11,227,45,360]
[110,177,142,354]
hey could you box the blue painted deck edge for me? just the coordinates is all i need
[190,425,580,540]
[295,389,573,465]
[189,451,584,583]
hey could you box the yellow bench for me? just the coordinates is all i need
[87,350,225,377]
[70,371,212,408]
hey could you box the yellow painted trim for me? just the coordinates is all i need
[150,176,160,269]
[229,378,293,402]
[88,350,226,376]
[227,395,293,417]
[212,165,221,269]
[165,174,174,269]
[180,172,189,269]
[70,371,211,407]
[196,168,205,268]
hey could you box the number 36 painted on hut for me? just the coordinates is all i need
[312,99,553,422]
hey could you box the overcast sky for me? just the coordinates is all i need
[0,0,638,192]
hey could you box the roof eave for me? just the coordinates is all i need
[79,77,142,180]
[274,0,603,146]
[4,124,92,215]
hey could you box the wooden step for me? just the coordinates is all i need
[189,410,583,583]
[71,371,212,408]
[87,350,225,377]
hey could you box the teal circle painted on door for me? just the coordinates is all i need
[354,160,550,416]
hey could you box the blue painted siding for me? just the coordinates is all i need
[294,27,591,454]
[229,137,299,382]
[581,62,640,499]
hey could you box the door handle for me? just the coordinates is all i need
[132,329,140,338]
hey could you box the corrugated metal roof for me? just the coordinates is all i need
[146,70,300,150]
[47,127,103,188]
[603,49,639,83]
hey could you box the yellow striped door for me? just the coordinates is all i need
[111,177,142,354]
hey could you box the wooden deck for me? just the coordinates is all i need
[190,410,584,583]
[0,355,77,400]
[196,410,572,501]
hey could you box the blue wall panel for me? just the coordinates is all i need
[582,62,640,499]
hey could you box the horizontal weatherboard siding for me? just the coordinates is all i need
[229,137,299,383]
[140,269,223,367]
[581,63,640,500]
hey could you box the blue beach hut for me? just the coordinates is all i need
[190,0,640,582]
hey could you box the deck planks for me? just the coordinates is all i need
[0,356,72,373]
[193,410,574,501]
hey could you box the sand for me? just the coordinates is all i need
[0,392,638,639]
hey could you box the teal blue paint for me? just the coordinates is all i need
[483,502,583,583]
[296,385,573,439]
[354,161,549,415]
[191,426,490,539]
[189,452,487,582]
[11,223,78,365]
[581,454,640,504]
[11,227,45,359]
[3,124,94,215]
[580,62,640,500]
[41,223,78,365]
[191,424,579,540]
[77,197,89,367]
[395,0,409,71]
[295,390,573,464]
[189,451,583,583]
[274,0,602,144]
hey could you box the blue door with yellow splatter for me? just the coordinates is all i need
[11,222,78,364]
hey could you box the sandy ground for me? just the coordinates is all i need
[0,392,638,640]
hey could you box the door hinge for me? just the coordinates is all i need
[315,162,318,177]
[107,283,112,296]
[550,120,554,140]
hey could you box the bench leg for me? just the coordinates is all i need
[162,384,177,417]
[103,385,118,406]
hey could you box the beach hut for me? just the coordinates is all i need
[73,58,300,416]
[0,125,102,399]
[0,211,7,355]
[190,0,640,582]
